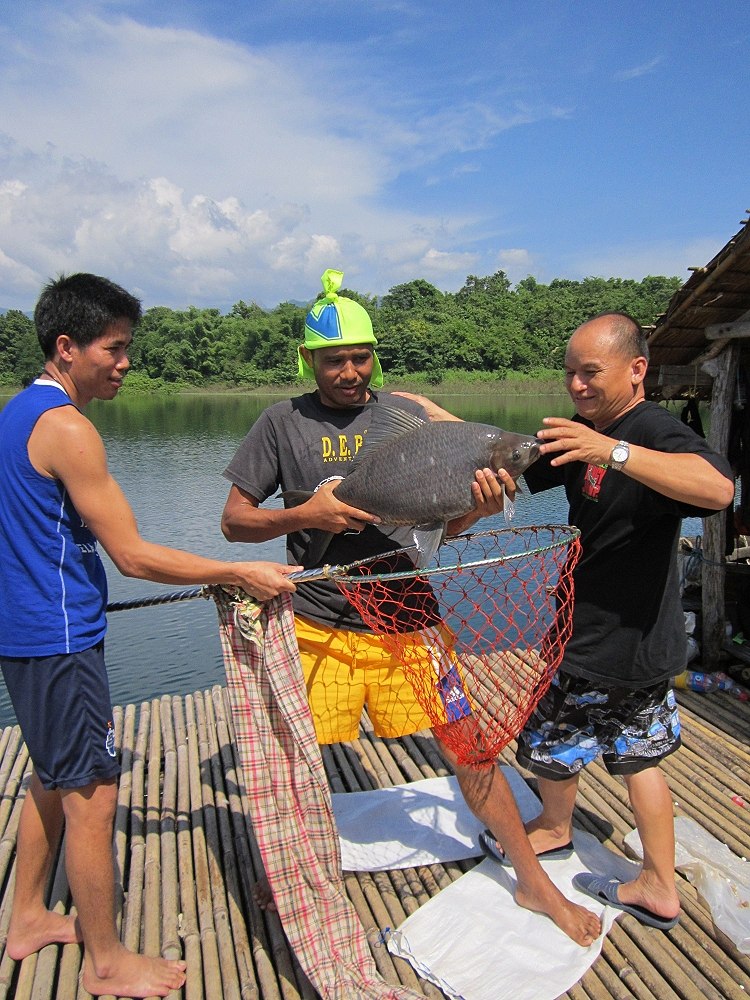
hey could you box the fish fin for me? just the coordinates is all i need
[349,404,427,469]
[281,489,315,507]
[279,491,336,565]
[412,523,445,568]
[502,476,526,523]
[304,529,335,568]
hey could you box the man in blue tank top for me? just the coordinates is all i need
[0,274,300,998]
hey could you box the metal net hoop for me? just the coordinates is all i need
[331,525,581,766]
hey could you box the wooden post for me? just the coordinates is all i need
[702,340,740,667]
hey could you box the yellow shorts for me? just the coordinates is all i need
[295,614,436,744]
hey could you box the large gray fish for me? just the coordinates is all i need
[283,405,541,567]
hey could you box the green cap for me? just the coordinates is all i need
[298,268,383,387]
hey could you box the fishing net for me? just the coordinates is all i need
[330,525,581,766]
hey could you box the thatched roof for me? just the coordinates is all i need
[645,212,750,400]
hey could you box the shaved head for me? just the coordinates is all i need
[575,312,649,362]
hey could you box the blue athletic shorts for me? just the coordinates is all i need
[1,641,120,790]
[516,670,681,779]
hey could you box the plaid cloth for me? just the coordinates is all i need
[212,587,422,1000]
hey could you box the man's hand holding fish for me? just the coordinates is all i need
[302,479,381,534]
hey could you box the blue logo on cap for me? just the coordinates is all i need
[306,302,343,342]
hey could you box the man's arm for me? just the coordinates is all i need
[536,417,735,510]
[391,391,462,422]
[221,482,381,543]
[30,407,300,599]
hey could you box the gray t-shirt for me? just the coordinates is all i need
[223,390,440,630]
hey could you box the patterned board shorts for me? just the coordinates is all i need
[516,670,681,779]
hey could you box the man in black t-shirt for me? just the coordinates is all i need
[512,311,734,930]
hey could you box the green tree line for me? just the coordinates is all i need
[0,272,681,390]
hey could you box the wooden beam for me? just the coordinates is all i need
[657,365,712,386]
[706,319,750,340]
[702,340,740,669]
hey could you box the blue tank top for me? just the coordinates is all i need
[0,382,108,657]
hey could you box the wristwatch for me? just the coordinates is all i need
[609,440,630,471]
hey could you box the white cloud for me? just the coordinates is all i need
[496,248,534,283]
[614,57,662,82]
[419,247,478,277]
[0,8,568,309]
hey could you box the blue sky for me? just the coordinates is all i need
[1,1,748,311]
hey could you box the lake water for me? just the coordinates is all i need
[0,391,702,727]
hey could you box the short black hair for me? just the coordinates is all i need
[589,311,649,362]
[34,273,142,359]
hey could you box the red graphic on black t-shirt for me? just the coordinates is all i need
[582,463,607,501]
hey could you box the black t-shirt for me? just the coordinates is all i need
[223,390,441,631]
[523,401,733,687]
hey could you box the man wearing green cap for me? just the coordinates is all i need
[221,270,601,945]
[222,268,499,742]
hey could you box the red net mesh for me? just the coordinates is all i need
[332,525,581,766]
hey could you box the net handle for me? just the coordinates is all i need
[324,524,581,583]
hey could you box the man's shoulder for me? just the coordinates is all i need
[626,400,675,424]
[372,391,427,418]
[35,401,97,448]
[605,401,681,440]
[257,393,314,422]
[2,383,78,429]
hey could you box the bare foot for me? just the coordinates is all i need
[251,878,277,912]
[82,949,187,998]
[616,873,680,923]
[524,818,574,857]
[515,882,602,947]
[7,910,82,960]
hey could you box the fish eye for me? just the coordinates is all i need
[511,449,521,461]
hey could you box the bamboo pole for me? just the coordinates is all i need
[143,697,164,962]
[183,694,224,1000]
[112,702,136,931]
[0,728,25,844]
[342,871,427,995]
[158,695,183,1000]
[189,693,239,1000]
[158,697,185,971]
[0,741,31,896]
[203,689,265,1000]
[121,701,149,956]
[210,691,286,1000]
[171,694,204,1000]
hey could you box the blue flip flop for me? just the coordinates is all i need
[478,828,574,867]
[572,873,679,930]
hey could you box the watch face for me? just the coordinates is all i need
[612,445,628,463]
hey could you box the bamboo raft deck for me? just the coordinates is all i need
[0,686,748,1000]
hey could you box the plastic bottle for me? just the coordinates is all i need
[674,670,719,693]
[674,669,750,699]
[712,671,750,701]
